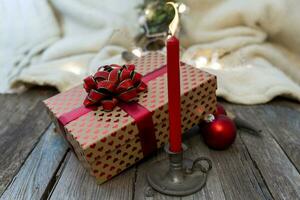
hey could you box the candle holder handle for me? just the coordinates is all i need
[186,157,212,174]
[147,144,212,196]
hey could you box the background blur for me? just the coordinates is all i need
[1,0,300,104]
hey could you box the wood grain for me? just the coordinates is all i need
[225,102,300,200]
[259,103,300,171]
[0,87,57,195]
[48,153,136,200]
[134,127,226,200]
[0,86,299,200]
[181,128,226,200]
[134,124,274,200]
[194,127,272,200]
[0,124,68,200]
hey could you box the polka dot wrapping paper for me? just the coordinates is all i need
[44,51,217,184]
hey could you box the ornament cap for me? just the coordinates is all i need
[204,114,215,123]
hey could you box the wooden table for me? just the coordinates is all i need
[0,87,299,200]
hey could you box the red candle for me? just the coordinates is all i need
[167,36,182,153]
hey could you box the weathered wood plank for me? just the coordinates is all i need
[2,87,296,200]
[0,87,57,195]
[47,100,299,200]
[196,128,272,200]
[225,102,300,200]
[134,124,271,200]
[206,132,273,200]
[49,153,136,200]
[0,124,68,200]
[269,98,300,112]
[259,103,300,171]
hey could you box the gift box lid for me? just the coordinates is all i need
[44,52,217,163]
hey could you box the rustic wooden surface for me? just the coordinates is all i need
[0,87,299,200]
[0,87,57,195]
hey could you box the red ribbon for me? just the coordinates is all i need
[58,64,167,157]
[83,64,147,111]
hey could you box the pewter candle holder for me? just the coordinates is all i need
[147,144,212,196]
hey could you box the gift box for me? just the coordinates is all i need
[44,51,217,184]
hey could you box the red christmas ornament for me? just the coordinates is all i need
[200,114,236,150]
[215,103,227,116]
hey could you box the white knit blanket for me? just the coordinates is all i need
[1,0,300,104]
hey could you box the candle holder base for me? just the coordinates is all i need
[147,144,212,196]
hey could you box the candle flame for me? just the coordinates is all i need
[167,2,179,36]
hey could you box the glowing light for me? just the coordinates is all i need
[194,52,223,70]
[195,56,208,68]
[211,52,219,63]
[209,51,223,70]
[145,9,150,15]
[178,3,187,13]
[209,62,222,70]
[132,48,142,57]
[63,63,82,75]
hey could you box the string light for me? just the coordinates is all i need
[194,51,223,70]
[63,62,82,75]
[195,56,208,68]
[178,3,187,13]
[145,9,150,15]
[210,52,222,70]
[132,48,143,57]
[209,62,222,70]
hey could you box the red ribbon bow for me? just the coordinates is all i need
[83,64,147,111]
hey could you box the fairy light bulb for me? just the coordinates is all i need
[178,3,187,13]
[132,48,143,57]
